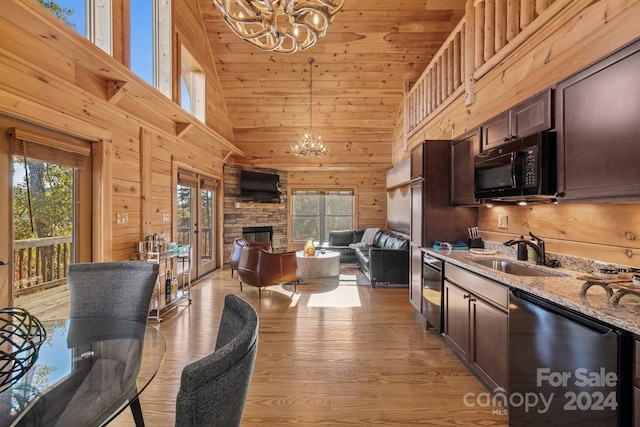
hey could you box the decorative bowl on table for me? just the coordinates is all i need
[0,308,47,392]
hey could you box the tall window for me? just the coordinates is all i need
[180,45,206,122]
[41,0,111,54]
[130,0,172,97]
[291,190,354,243]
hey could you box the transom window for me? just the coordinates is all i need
[291,190,354,243]
[180,45,206,121]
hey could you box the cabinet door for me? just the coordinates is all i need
[451,129,480,205]
[410,142,424,180]
[444,280,470,360]
[410,181,423,244]
[510,89,552,140]
[409,245,423,313]
[481,111,510,151]
[470,297,508,391]
[556,40,640,202]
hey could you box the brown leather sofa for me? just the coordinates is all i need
[237,246,298,298]
[229,239,272,277]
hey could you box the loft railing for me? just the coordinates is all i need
[404,0,568,138]
[13,236,72,296]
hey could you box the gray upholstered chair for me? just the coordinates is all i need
[68,261,159,323]
[175,294,259,427]
[66,261,159,427]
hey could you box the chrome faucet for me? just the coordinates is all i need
[503,232,546,265]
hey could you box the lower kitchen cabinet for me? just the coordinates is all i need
[444,263,508,392]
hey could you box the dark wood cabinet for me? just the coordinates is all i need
[481,89,552,151]
[555,39,640,202]
[408,140,477,315]
[451,129,480,205]
[410,140,478,247]
[410,143,424,180]
[444,263,508,391]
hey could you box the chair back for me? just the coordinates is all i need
[68,262,159,323]
[175,294,259,427]
[229,239,272,271]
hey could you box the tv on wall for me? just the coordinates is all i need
[240,170,280,201]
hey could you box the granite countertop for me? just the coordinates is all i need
[424,248,640,336]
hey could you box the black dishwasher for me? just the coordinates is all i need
[508,289,632,426]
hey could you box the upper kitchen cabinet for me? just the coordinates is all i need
[555,38,640,203]
[410,142,424,181]
[481,89,553,151]
[451,129,480,206]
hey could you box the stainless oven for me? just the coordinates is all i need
[422,253,444,333]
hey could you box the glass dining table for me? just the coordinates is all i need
[0,317,166,426]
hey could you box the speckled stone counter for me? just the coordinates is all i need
[424,248,640,335]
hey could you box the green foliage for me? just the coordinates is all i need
[36,0,75,28]
[13,159,73,240]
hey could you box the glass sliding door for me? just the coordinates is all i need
[0,117,92,314]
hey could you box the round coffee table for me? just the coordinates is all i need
[296,250,340,279]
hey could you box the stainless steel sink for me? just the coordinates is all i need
[474,259,567,277]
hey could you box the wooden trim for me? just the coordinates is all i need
[107,80,128,103]
[92,139,112,261]
[140,127,153,240]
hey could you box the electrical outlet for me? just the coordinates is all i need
[498,214,508,229]
[116,212,128,224]
[162,213,170,222]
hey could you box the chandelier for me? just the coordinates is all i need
[213,0,344,54]
[292,58,328,158]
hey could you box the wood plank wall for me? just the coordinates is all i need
[393,0,640,267]
[0,0,232,275]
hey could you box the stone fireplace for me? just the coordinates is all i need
[223,164,287,266]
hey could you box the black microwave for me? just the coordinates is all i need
[474,131,556,201]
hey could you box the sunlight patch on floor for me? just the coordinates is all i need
[306,285,361,308]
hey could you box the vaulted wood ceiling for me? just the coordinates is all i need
[198,1,465,170]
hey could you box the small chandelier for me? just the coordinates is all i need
[213,0,344,54]
[292,58,328,158]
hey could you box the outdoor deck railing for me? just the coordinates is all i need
[13,236,72,296]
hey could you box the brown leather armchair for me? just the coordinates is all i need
[237,246,299,298]
[229,239,272,277]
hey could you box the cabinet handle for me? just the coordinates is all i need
[463,294,471,299]
[469,297,476,302]
[503,137,510,142]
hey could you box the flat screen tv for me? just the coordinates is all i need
[240,170,280,201]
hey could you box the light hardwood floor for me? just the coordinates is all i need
[17,268,508,426]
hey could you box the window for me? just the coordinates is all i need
[180,45,206,121]
[291,190,354,243]
[130,0,172,97]
[42,0,111,54]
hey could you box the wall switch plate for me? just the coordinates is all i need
[116,212,128,224]
[162,213,170,222]
[498,214,508,229]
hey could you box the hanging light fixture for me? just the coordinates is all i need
[292,57,328,158]
[213,0,344,54]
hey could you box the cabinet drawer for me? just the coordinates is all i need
[445,263,509,309]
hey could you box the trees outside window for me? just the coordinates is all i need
[291,190,354,243]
